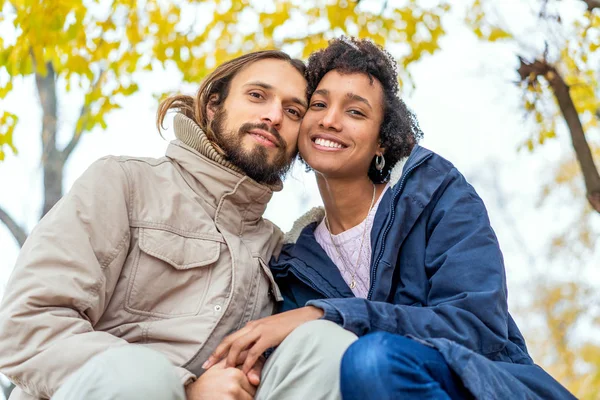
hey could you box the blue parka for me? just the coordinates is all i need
[271,145,575,400]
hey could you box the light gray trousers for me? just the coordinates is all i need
[52,320,357,400]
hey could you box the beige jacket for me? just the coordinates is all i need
[0,114,283,399]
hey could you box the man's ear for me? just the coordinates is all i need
[206,93,219,122]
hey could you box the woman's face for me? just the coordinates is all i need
[299,70,384,180]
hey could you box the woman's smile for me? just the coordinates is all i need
[311,133,348,152]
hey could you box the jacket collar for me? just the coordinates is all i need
[389,145,431,189]
[166,114,282,222]
[278,222,356,299]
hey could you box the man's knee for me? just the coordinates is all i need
[256,321,357,400]
[98,346,183,398]
[260,320,356,381]
[53,346,184,400]
[280,320,357,362]
[286,320,355,346]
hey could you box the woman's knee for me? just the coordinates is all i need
[340,332,401,399]
[342,333,431,380]
[341,332,394,378]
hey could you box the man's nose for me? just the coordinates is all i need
[260,103,284,130]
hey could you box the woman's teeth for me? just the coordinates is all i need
[315,138,343,149]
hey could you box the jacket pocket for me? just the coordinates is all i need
[125,227,222,318]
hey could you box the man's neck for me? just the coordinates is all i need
[173,113,244,175]
[316,174,385,235]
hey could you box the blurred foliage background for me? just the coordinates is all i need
[1,0,598,398]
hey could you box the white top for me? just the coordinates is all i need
[314,185,390,298]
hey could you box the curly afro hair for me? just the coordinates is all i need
[305,36,423,183]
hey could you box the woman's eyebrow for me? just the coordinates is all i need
[346,92,372,110]
[313,88,371,110]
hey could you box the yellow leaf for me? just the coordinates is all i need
[0,81,13,98]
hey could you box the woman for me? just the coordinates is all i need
[204,37,575,399]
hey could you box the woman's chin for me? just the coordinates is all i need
[300,149,355,178]
[304,161,348,179]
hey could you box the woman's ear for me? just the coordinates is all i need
[206,93,219,122]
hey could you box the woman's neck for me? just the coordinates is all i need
[317,174,386,235]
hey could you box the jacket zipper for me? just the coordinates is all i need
[367,155,432,300]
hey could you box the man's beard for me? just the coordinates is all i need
[210,108,294,185]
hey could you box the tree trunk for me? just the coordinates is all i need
[35,63,65,218]
[518,57,600,212]
[0,206,27,247]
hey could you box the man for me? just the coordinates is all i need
[0,50,355,400]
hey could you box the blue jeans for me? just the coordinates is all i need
[340,332,472,400]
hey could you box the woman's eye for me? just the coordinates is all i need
[349,109,365,117]
[249,92,263,99]
[311,102,326,108]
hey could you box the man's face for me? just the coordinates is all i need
[209,58,308,185]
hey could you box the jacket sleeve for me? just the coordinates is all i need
[0,157,193,397]
[307,171,509,357]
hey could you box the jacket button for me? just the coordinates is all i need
[214,305,222,312]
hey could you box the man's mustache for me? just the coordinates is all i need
[239,122,286,149]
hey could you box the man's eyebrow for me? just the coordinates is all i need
[314,89,329,97]
[243,81,273,90]
[346,92,372,110]
[245,81,307,109]
[291,97,308,109]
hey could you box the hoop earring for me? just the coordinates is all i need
[375,154,385,171]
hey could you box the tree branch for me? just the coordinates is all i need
[517,56,600,213]
[581,0,600,11]
[61,109,86,162]
[0,205,27,248]
[61,69,107,162]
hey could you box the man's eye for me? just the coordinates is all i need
[286,108,304,119]
[311,102,326,108]
[249,92,263,99]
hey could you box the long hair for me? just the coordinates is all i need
[156,51,305,145]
